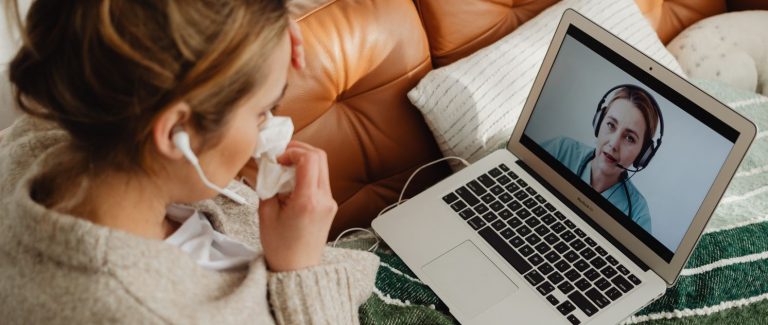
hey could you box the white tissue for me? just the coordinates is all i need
[253,113,296,199]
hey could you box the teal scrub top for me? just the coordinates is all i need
[540,136,653,234]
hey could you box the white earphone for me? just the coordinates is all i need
[172,129,252,206]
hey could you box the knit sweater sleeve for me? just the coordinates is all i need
[267,247,379,325]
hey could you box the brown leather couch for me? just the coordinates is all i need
[281,0,762,238]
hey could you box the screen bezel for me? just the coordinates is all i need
[508,9,756,285]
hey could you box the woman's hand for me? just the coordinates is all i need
[258,141,337,272]
[288,20,305,70]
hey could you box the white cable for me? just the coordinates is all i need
[397,156,469,206]
[191,160,253,207]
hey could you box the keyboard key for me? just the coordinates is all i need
[567,314,581,325]
[600,266,618,279]
[491,220,506,231]
[563,251,580,263]
[575,278,591,292]
[467,180,487,196]
[595,246,608,256]
[571,239,586,251]
[498,164,510,172]
[455,186,480,206]
[548,272,565,285]
[554,242,569,254]
[523,198,538,209]
[595,278,611,291]
[606,255,619,266]
[617,265,630,276]
[584,269,600,281]
[544,233,559,245]
[500,228,515,239]
[481,193,495,204]
[519,245,534,257]
[525,270,545,286]
[585,238,597,247]
[489,167,502,178]
[498,208,513,220]
[525,216,541,228]
[478,174,495,188]
[507,171,519,179]
[568,291,598,317]
[517,225,532,237]
[467,216,487,230]
[517,209,532,220]
[590,257,607,270]
[628,274,642,285]
[555,211,566,221]
[526,187,537,196]
[546,294,559,306]
[497,175,512,185]
[507,217,523,229]
[557,301,576,315]
[611,275,635,293]
[544,203,556,212]
[564,220,576,229]
[529,254,544,266]
[538,263,555,276]
[554,260,571,273]
[542,214,556,225]
[474,203,490,215]
[544,251,560,263]
[565,269,581,282]
[579,248,596,261]
[490,185,504,195]
[482,212,498,223]
[478,227,531,274]
[585,288,611,308]
[561,231,576,243]
[498,193,513,203]
[442,193,459,204]
[516,179,528,187]
[509,236,525,248]
[532,206,547,217]
[450,200,467,212]
[525,234,542,245]
[534,242,550,254]
[605,287,623,301]
[490,201,505,212]
[507,201,523,212]
[574,260,590,272]
[513,190,528,201]
[537,281,555,295]
[557,281,575,294]
[535,194,546,204]
[534,224,550,237]
[458,208,476,220]
[574,229,587,238]
[552,222,566,234]
[505,182,520,194]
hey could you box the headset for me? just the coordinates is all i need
[591,84,664,171]
[172,129,252,206]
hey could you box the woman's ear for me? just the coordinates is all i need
[153,102,192,160]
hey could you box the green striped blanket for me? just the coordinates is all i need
[337,79,768,324]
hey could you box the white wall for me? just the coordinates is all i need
[524,35,734,252]
[0,0,31,130]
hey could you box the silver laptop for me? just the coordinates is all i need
[372,9,756,325]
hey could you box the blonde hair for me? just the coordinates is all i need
[6,0,288,208]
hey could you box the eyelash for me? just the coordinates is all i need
[605,122,637,144]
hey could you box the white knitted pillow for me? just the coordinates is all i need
[409,0,684,169]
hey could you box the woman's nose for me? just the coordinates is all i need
[608,133,622,150]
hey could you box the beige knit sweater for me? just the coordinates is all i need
[0,116,380,324]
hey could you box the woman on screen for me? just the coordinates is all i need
[542,85,663,234]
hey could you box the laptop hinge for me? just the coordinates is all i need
[516,160,650,272]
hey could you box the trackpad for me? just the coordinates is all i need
[422,240,518,318]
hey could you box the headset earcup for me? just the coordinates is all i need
[635,140,659,169]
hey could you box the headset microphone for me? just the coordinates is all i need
[172,130,252,206]
[614,162,643,173]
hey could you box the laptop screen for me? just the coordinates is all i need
[521,26,739,262]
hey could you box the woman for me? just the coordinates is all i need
[0,1,378,323]
[541,85,661,234]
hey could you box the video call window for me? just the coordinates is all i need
[521,27,737,261]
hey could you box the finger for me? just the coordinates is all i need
[258,196,280,225]
[281,141,328,190]
[277,147,319,198]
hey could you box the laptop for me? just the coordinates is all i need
[372,9,756,325]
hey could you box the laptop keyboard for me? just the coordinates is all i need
[442,164,643,325]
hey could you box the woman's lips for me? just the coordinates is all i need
[602,151,618,164]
